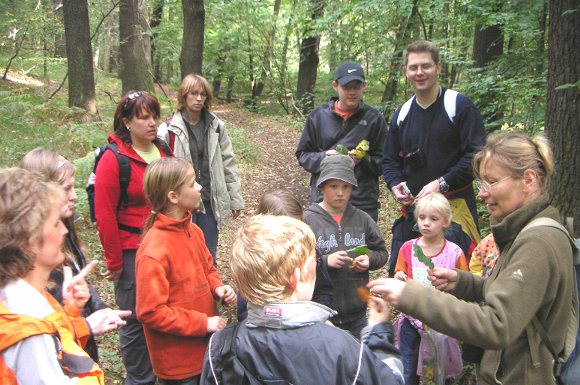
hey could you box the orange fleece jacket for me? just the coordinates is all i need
[136,212,224,380]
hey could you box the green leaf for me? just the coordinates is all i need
[336,144,348,155]
[413,244,434,270]
[347,245,371,255]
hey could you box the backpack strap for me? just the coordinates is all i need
[521,217,580,376]
[443,89,458,123]
[105,143,131,211]
[158,140,173,158]
[397,89,458,128]
[396,95,415,127]
[208,324,238,384]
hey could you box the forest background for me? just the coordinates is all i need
[0,0,578,383]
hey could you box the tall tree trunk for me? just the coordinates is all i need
[251,0,282,105]
[119,0,154,93]
[181,0,204,78]
[62,0,97,113]
[472,25,503,68]
[212,53,226,98]
[52,0,66,57]
[102,20,113,73]
[381,0,418,118]
[535,1,547,75]
[472,23,504,127]
[296,0,324,115]
[151,0,165,82]
[545,0,580,236]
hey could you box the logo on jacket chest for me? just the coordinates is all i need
[316,232,366,253]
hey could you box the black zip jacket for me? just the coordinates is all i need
[296,98,386,211]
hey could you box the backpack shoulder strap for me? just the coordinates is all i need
[105,143,131,210]
[443,89,459,123]
[396,95,415,127]
[522,217,580,375]
[208,324,239,384]
[158,140,173,157]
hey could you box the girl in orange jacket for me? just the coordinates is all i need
[136,157,236,383]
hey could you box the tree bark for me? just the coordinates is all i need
[151,0,165,82]
[296,0,324,115]
[381,0,418,118]
[472,24,503,68]
[545,0,580,236]
[62,0,97,114]
[472,23,504,127]
[119,0,154,93]
[251,0,281,104]
[181,0,205,78]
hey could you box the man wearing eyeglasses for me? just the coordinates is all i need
[296,61,386,222]
[382,40,486,277]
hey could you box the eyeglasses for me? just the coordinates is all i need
[190,91,208,98]
[407,63,436,73]
[124,91,143,109]
[475,176,512,193]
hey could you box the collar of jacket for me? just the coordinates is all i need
[151,211,193,233]
[327,96,365,117]
[246,301,337,329]
[491,192,552,249]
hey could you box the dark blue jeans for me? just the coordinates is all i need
[192,202,219,266]
[399,318,420,385]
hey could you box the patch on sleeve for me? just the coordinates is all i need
[510,269,524,282]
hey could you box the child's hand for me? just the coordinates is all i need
[351,255,370,272]
[367,296,392,326]
[215,285,237,305]
[328,251,350,269]
[207,316,227,333]
[394,271,408,281]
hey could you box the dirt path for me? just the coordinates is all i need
[211,104,311,296]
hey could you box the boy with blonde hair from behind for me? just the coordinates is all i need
[201,214,404,385]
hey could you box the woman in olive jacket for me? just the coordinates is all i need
[158,74,244,263]
[369,133,577,385]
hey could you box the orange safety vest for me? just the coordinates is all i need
[0,293,104,385]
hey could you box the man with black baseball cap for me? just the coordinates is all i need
[296,61,386,222]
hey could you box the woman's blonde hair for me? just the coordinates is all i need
[176,74,213,112]
[256,189,303,220]
[21,147,75,186]
[473,133,554,191]
[230,215,316,305]
[142,157,195,235]
[21,147,81,267]
[415,192,452,226]
[0,168,64,288]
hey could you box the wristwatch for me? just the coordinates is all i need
[438,177,449,193]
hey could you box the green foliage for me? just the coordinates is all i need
[227,124,260,166]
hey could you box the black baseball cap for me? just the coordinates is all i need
[334,61,365,85]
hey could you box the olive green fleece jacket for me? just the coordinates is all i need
[397,193,576,385]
